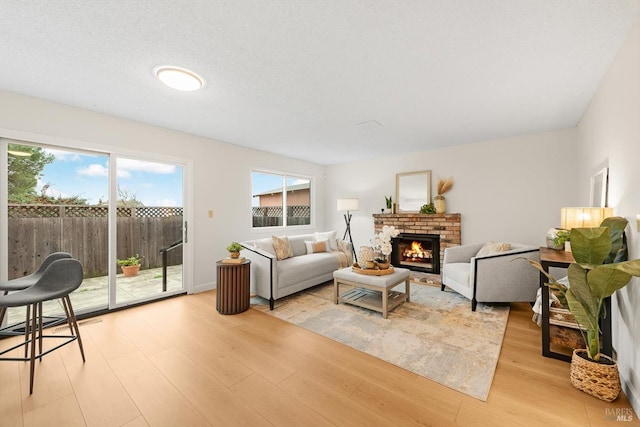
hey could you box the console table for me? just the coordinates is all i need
[539,247,612,361]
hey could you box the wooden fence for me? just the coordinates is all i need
[252,205,310,227]
[8,204,183,279]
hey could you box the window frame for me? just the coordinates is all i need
[251,169,313,230]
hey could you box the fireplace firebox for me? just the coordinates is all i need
[391,233,440,274]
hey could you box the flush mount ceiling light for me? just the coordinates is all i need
[154,66,204,91]
[7,150,31,157]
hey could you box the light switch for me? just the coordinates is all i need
[208,210,213,219]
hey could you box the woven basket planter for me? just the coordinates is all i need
[570,349,621,402]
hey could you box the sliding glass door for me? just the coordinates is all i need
[2,139,187,323]
[113,157,184,306]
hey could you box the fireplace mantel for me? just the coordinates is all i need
[372,213,461,269]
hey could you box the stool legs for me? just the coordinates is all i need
[0,292,33,359]
[23,297,85,394]
[62,296,85,362]
[28,303,38,395]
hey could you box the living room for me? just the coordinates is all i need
[1,2,639,425]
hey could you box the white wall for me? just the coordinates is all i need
[325,129,578,252]
[0,90,327,292]
[575,18,640,412]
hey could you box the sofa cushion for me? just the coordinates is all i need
[305,240,328,254]
[476,242,511,258]
[315,230,338,250]
[287,234,313,256]
[277,252,338,288]
[272,236,293,260]
[253,238,276,256]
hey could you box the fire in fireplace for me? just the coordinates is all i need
[391,233,440,274]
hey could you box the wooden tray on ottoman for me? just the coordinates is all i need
[352,265,394,276]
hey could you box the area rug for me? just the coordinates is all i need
[252,281,509,401]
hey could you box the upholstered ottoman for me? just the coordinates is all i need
[333,267,411,318]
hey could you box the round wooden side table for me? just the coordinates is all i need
[215,259,251,314]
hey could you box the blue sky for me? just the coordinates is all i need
[40,148,183,207]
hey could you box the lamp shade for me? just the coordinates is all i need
[560,207,614,229]
[337,198,359,212]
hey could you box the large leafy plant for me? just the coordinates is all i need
[528,218,640,362]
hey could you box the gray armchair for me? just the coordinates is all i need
[441,242,540,311]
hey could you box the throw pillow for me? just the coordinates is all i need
[315,230,338,250]
[305,240,328,254]
[272,236,293,260]
[476,241,511,257]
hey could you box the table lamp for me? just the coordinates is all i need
[560,207,614,252]
[560,207,614,229]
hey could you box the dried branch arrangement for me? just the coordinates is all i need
[437,177,454,195]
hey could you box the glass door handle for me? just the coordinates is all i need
[184,221,188,243]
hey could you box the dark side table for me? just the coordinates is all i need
[216,259,251,315]
[539,247,612,361]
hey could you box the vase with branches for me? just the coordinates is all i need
[434,177,454,214]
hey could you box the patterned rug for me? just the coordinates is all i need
[252,281,510,401]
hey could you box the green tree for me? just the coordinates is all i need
[117,186,144,207]
[7,144,55,203]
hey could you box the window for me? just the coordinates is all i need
[251,170,311,228]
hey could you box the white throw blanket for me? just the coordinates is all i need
[335,240,353,267]
[532,276,569,326]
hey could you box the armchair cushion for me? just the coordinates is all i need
[476,242,511,257]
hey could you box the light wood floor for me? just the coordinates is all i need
[0,290,637,427]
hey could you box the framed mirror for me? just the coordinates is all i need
[396,171,431,212]
[590,167,609,207]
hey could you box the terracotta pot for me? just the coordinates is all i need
[229,251,240,259]
[121,265,140,277]
[570,349,621,402]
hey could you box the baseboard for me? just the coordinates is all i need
[622,378,639,418]
[193,281,215,294]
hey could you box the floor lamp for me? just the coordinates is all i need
[337,198,359,263]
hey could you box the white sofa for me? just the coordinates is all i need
[441,242,540,311]
[240,232,352,309]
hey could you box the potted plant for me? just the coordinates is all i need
[419,203,436,214]
[546,228,570,250]
[525,218,640,401]
[385,196,393,213]
[117,254,143,277]
[226,242,243,259]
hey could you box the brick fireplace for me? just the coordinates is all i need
[372,213,461,274]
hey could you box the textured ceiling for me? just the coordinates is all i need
[1,1,638,165]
